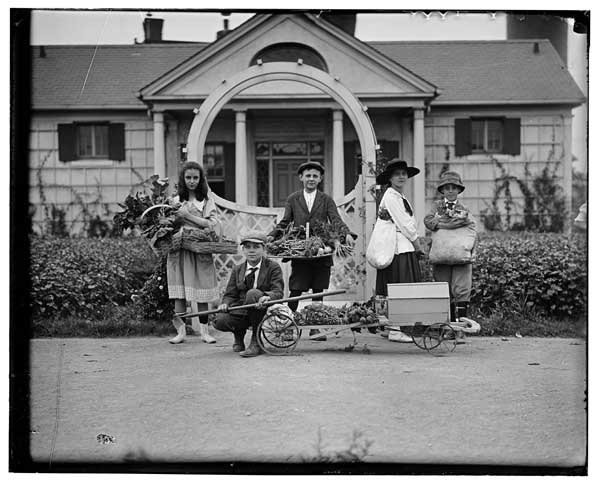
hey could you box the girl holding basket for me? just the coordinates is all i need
[166,161,220,344]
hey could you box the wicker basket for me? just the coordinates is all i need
[173,227,238,254]
[148,237,174,258]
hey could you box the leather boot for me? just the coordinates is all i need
[449,302,457,322]
[239,329,263,357]
[168,317,186,344]
[456,302,469,320]
[455,302,469,344]
[232,331,246,352]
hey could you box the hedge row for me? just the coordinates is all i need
[29,236,155,319]
[469,232,587,317]
[29,232,587,321]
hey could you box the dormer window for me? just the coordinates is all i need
[250,43,328,72]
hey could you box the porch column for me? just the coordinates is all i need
[563,113,573,233]
[412,108,425,235]
[235,110,248,204]
[153,111,166,178]
[332,109,345,200]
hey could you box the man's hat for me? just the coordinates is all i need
[375,159,420,185]
[297,161,325,175]
[240,230,267,246]
[436,170,465,194]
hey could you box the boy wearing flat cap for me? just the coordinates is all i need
[424,171,477,336]
[267,161,356,341]
[213,230,284,357]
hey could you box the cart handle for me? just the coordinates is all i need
[177,289,346,319]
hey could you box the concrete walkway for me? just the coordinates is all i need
[29,332,587,467]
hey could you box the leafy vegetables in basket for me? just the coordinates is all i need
[266,221,354,258]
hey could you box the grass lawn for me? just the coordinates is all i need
[30,305,586,339]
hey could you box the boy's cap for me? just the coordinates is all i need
[437,170,465,194]
[297,161,325,175]
[240,230,267,245]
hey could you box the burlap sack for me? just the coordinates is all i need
[429,224,477,264]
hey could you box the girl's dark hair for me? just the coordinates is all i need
[177,161,209,201]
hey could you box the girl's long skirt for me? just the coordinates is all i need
[375,251,422,296]
[167,249,220,303]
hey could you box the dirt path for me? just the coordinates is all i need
[28,332,586,467]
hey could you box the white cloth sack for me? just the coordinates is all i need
[429,224,477,264]
[366,219,397,269]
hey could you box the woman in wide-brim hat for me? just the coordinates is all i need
[374,159,423,343]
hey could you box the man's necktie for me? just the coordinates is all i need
[446,202,455,210]
[245,267,258,289]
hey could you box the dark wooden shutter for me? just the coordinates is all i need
[454,118,472,156]
[344,141,358,193]
[57,124,77,161]
[223,142,236,202]
[503,118,521,155]
[108,123,125,161]
[380,140,399,162]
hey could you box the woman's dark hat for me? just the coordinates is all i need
[437,170,465,194]
[376,159,420,185]
[297,161,325,175]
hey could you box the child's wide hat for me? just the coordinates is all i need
[376,159,420,185]
[437,171,465,194]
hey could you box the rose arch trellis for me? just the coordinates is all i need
[186,61,379,300]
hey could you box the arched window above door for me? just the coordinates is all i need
[250,43,328,72]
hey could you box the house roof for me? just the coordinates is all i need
[31,43,206,109]
[371,39,585,105]
[30,38,585,109]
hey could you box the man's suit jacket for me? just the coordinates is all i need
[221,257,284,308]
[268,190,355,267]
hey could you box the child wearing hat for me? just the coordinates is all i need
[213,230,284,357]
[267,161,356,341]
[424,171,477,334]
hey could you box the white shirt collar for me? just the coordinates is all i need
[245,259,262,273]
[304,189,317,199]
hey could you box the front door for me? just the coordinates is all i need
[273,159,303,207]
[256,141,324,207]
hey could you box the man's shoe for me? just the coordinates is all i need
[309,329,327,341]
[232,332,245,352]
[239,343,263,357]
[388,330,413,343]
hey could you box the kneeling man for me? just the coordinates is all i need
[213,231,284,357]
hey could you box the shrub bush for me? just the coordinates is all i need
[30,236,155,319]
[470,232,587,317]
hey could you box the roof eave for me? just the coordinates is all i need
[32,104,148,111]
[432,98,586,107]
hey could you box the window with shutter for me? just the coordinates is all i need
[58,122,125,162]
[455,118,521,156]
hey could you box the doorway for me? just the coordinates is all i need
[256,141,324,207]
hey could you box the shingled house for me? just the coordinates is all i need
[29,12,585,235]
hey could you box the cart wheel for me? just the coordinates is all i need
[257,310,301,355]
[410,324,427,350]
[422,323,457,355]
